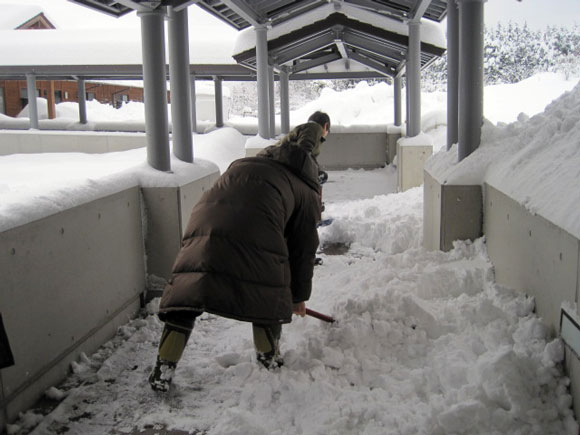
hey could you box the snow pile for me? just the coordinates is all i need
[13,179,577,435]
[426,78,580,239]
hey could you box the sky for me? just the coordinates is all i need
[485,0,580,29]
[2,72,580,434]
[0,0,578,31]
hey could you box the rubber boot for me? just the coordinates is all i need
[149,317,193,392]
[252,323,283,369]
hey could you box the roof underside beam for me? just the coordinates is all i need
[346,48,393,77]
[271,33,337,65]
[67,0,134,17]
[171,0,201,12]
[220,0,261,26]
[290,51,342,73]
[342,0,408,21]
[115,0,161,12]
[268,1,328,26]
[341,31,405,64]
[410,0,431,21]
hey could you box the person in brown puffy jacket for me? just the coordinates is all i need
[149,111,330,392]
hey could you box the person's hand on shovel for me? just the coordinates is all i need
[294,302,336,323]
[293,301,306,317]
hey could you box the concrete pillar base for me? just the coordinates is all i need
[141,171,219,293]
[387,131,401,164]
[423,168,483,251]
[397,139,432,192]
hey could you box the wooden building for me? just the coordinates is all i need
[0,7,145,118]
[0,79,144,118]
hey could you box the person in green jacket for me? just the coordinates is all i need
[149,111,330,392]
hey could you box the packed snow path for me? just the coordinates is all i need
[9,168,577,435]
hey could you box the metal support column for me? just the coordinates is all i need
[168,6,193,163]
[458,0,485,161]
[26,73,39,129]
[255,25,270,138]
[138,8,170,172]
[279,67,290,134]
[190,75,197,133]
[77,78,87,124]
[268,66,275,138]
[447,0,459,150]
[214,76,224,128]
[407,20,421,137]
[394,75,402,126]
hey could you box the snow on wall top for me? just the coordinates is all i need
[425,76,580,240]
[0,25,237,66]
[233,3,446,56]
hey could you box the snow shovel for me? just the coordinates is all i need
[305,308,336,324]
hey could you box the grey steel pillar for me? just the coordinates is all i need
[458,0,485,161]
[279,68,290,134]
[190,75,197,133]
[26,73,39,129]
[77,78,87,124]
[394,75,402,126]
[268,66,275,138]
[168,6,193,163]
[447,0,459,150]
[255,25,270,138]
[407,20,421,137]
[214,76,224,128]
[138,9,170,172]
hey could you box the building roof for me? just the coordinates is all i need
[0,26,249,80]
[0,4,56,30]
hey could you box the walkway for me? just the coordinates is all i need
[9,168,577,435]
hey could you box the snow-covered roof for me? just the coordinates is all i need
[195,0,448,31]
[0,26,236,66]
[234,3,446,55]
[0,4,57,29]
[233,3,445,78]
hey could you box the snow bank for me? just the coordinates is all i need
[426,78,580,239]
[0,127,247,232]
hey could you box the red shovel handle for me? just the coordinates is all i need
[305,308,335,323]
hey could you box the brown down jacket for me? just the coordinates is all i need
[158,122,324,324]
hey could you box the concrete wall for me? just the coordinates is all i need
[423,170,483,251]
[0,130,146,155]
[386,132,401,164]
[0,187,146,425]
[245,132,389,170]
[484,183,580,417]
[484,184,579,334]
[397,143,432,192]
[317,132,388,170]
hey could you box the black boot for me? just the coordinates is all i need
[148,358,176,392]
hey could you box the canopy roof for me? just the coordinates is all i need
[196,0,447,29]
[72,0,447,26]
[0,0,447,81]
[232,3,446,78]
